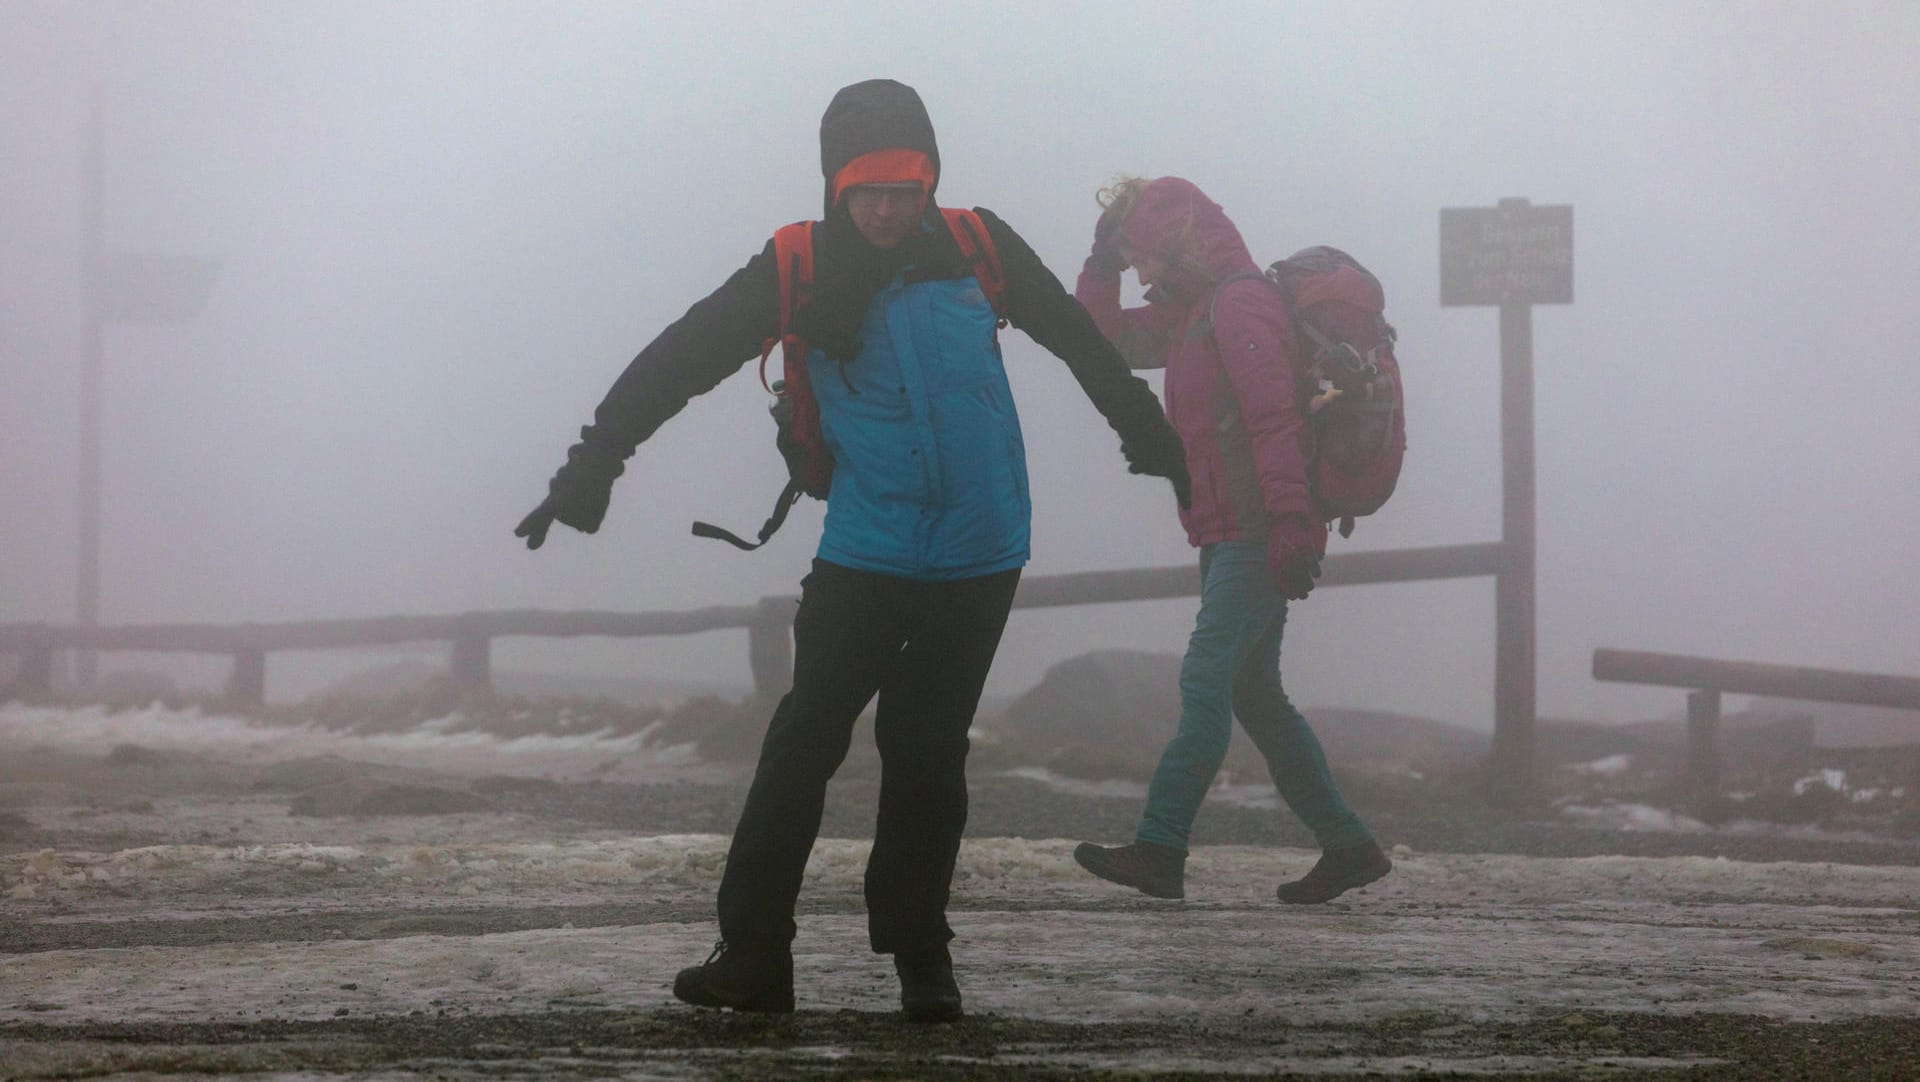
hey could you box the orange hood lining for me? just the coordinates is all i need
[830,149,937,208]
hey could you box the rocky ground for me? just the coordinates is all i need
[3,691,1919,1079]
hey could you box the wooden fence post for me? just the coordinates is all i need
[226,648,266,708]
[1493,296,1538,799]
[1686,688,1722,811]
[449,632,492,692]
[1444,197,1572,800]
[17,644,56,697]
[748,596,795,701]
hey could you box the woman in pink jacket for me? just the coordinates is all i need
[1071,176,1390,904]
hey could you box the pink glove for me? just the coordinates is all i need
[1267,515,1328,600]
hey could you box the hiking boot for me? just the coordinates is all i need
[1072,840,1187,899]
[671,940,794,1013]
[894,945,963,1023]
[1275,840,1392,904]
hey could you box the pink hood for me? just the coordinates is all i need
[1077,177,1316,546]
[1116,177,1260,302]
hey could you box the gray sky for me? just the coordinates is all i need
[3,0,1917,728]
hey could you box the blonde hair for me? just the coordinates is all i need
[1096,175,1150,219]
[1096,174,1202,271]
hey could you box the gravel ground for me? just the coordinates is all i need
[8,1009,1920,1081]
[470,770,1920,869]
[5,731,1920,1079]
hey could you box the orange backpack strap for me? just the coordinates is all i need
[693,222,832,550]
[760,221,816,394]
[772,221,815,324]
[763,221,833,497]
[940,207,1006,318]
[696,213,1005,550]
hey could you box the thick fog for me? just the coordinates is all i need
[3,2,1916,728]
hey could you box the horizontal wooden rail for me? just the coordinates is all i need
[1592,647,1919,811]
[1593,648,1920,712]
[0,606,762,653]
[1011,542,1506,610]
[2,542,1505,706]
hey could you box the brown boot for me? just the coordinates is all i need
[1072,840,1186,899]
[1275,840,1392,904]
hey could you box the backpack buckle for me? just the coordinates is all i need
[1325,340,1377,380]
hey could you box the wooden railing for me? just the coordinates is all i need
[1,542,1503,708]
[1591,648,1920,805]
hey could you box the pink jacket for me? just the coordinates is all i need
[1075,178,1312,548]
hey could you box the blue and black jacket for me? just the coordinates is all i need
[571,204,1175,581]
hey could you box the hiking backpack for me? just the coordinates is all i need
[691,208,1006,550]
[1213,246,1405,538]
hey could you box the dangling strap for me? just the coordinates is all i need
[691,480,806,551]
[697,222,820,551]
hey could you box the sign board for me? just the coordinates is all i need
[1440,201,1573,306]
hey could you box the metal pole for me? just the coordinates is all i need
[1493,268,1537,795]
[76,86,105,689]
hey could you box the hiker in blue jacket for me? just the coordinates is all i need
[515,78,1189,1022]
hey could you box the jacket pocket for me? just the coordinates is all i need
[924,279,1002,394]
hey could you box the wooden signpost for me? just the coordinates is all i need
[1441,197,1573,795]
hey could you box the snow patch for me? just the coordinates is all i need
[1794,768,1849,796]
[1570,753,1633,776]
[999,766,1147,801]
[0,702,695,777]
[1558,803,1709,832]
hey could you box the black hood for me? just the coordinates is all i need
[818,79,941,216]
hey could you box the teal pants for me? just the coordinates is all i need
[1137,541,1374,852]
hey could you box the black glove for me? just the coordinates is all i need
[514,497,558,551]
[1267,515,1328,601]
[1087,203,1127,275]
[1121,425,1192,510]
[1274,553,1322,601]
[515,437,626,550]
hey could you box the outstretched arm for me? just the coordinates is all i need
[517,241,781,548]
[973,207,1190,507]
[579,241,781,457]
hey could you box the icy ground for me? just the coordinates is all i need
[3,703,1919,1078]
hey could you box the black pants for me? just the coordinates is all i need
[716,559,1021,954]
